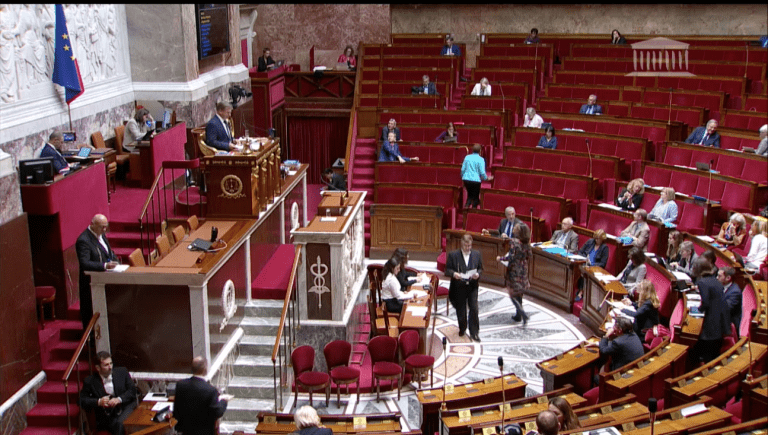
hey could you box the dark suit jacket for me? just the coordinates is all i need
[599,332,645,372]
[327,173,346,191]
[498,217,526,238]
[441,45,461,57]
[616,188,644,211]
[623,300,660,337]
[697,275,730,341]
[39,143,69,172]
[550,229,579,252]
[579,104,603,115]
[76,228,115,324]
[80,367,137,430]
[396,267,417,291]
[299,427,333,435]
[174,376,228,435]
[381,126,401,142]
[723,282,743,336]
[257,56,275,72]
[685,127,721,148]
[445,249,483,298]
[578,240,609,268]
[205,115,233,151]
[417,82,438,96]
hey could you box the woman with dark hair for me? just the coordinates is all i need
[537,125,557,149]
[392,248,418,291]
[434,122,458,143]
[257,48,275,72]
[689,257,729,365]
[338,45,356,67]
[575,229,610,301]
[610,29,627,44]
[548,397,580,431]
[525,28,540,44]
[497,224,532,325]
[666,230,684,265]
[380,257,421,313]
[618,248,647,294]
[621,279,660,338]
[123,108,155,152]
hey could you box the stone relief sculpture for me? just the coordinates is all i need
[0,4,120,104]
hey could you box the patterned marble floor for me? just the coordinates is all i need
[283,260,587,431]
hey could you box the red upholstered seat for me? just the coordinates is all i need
[368,335,402,401]
[330,366,360,380]
[291,345,330,408]
[724,396,743,425]
[668,299,685,341]
[324,340,360,406]
[741,284,757,338]
[399,329,435,388]
[298,371,330,386]
[583,387,600,406]
[372,361,402,376]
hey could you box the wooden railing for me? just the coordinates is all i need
[62,312,99,435]
[271,245,302,410]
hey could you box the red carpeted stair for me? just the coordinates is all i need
[350,138,377,256]
[252,244,298,300]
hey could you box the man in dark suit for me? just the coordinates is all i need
[80,351,137,435]
[718,266,742,337]
[380,118,401,142]
[174,356,232,435]
[416,75,438,96]
[497,206,527,239]
[76,214,118,329]
[550,217,579,252]
[685,119,721,148]
[445,234,483,341]
[578,94,603,115]
[441,36,461,57]
[205,102,236,151]
[39,131,72,173]
[322,168,346,191]
[598,317,645,372]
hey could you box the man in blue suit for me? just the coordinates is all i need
[718,266,742,337]
[579,94,603,115]
[39,131,71,173]
[417,75,438,96]
[685,119,721,148]
[441,36,461,57]
[205,102,236,151]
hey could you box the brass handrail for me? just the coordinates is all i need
[62,312,100,435]
[271,245,302,363]
[138,166,166,221]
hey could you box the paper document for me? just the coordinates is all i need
[406,306,428,317]
[144,392,168,402]
[680,403,707,417]
[151,402,173,412]
[107,265,129,272]
[569,254,587,261]
[402,289,428,299]
[459,269,477,280]
[672,271,692,281]
[597,203,622,211]
[697,235,715,243]
[320,217,337,222]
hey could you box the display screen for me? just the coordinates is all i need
[195,4,230,60]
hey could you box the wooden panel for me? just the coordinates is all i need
[369,204,442,260]
[444,230,509,287]
[528,248,582,312]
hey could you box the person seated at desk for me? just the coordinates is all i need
[575,229,610,301]
[669,241,697,275]
[338,45,356,68]
[648,187,678,224]
[537,125,557,149]
[380,257,425,313]
[685,119,720,148]
[39,131,73,173]
[525,28,540,44]
[498,206,527,239]
[757,124,768,156]
[523,107,544,128]
[379,132,418,163]
[80,351,137,435]
[744,220,767,270]
[206,102,237,151]
[441,36,461,56]
[550,217,578,252]
[616,178,645,211]
[122,108,155,153]
[322,168,346,191]
[610,29,627,44]
[392,247,428,292]
[257,48,275,72]
[294,406,332,435]
[620,279,660,339]
[619,248,647,294]
[666,230,684,265]
[598,317,645,372]
[536,410,559,435]
[579,94,603,115]
[549,397,581,431]
[415,75,438,96]
[434,122,458,143]
[714,212,747,248]
[470,77,491,96]
[718,266,742,338]
[620,209,651,251]
[381,118,401,142]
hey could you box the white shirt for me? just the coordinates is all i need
[88,227,110,263]
[462,250,471,268]
[746,234,767,266]
[101,374,115,396]
[523,114,544,128]
[470,83,492,96]
[381,273,406,300]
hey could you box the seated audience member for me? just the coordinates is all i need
[379,132,418,163]
[621,279,660,339]
[669,241,697,276]
[338,45,356,68]
[435,122,458,143]
[294,405,332,435]
[257,48,275,72]
[620,209,651,251]
[322,168,345,191]
[205,102,236,151]
[123,108,155,153]
[599,317,645,371]
[579,94,602,115]
[618,248,647,293]
[80,351,137,435]
[498,206,527,239]
[470,77,492,96]
[648,187,678,224]
[685,119,720,148]
[525,28,540,44]
[714,212,747,247]
[523,107,544,128]
[575,229,609,302]
[745,220,767,270]
[550,217,578,252]
[380,257,422,313]
[536,411,559,435]
[39,131,72,173]
[441,36,461,56]
[548,397,580,431]
[689,257,729,365]
[718,266,742,337]
[757,124,768,156]
[537,125,557,149]
[616,178,645,211]
[610,29,627,44]
[666,230,684,265]
[381,118,401,142]
[415,75,438,96]
[392,248,427,291]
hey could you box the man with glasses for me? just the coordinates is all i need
[76,213,118,328]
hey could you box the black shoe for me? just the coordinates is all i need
[511,315,521,323]
[470,333,481,342]
[458,330,465,337]
[522,313,529,327]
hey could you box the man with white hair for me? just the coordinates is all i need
[550,217,579,252]
[417,74,437,95]
[756,124,767,156]
[685,119,721,148]
[579,94,602,115]
[471,77,492,96]
[498,207,528,239]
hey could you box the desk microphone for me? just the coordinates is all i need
[707,159,714,203]
[667,88,674,125]
[498,356,506,432]
[648,397,657,435]
[747,309,757,381]
[441,336,448,411]
[585,138,593,178]
[433,76,438,109]
[744,43,749,80]
[529,207,534,242]
[210,226,218,243]
[495,80,506,119]
[533,44,539,104]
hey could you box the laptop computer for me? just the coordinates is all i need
[187,238,212,252]
[694,161,710,171]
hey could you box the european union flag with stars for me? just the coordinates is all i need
[52,4,84,104]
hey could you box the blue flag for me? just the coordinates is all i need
[52,4,84,104]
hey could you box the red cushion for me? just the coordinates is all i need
[35,286,56,300]
[330,366,360,381]
[437,252,446,272]
[297,371,329,386]
[437,286,449,296]
[583,387,600,406]
[373,361,402,377]
[406,355,435,368]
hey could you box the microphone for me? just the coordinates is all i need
[442,336,448,411]
[667,87,674,125]
[433,76,439,109]
[747,309,757,381]
[649,397,657,435]
[533,44,539,103]
[529,207,534,242]
[585,138,593,178]
[210,226,218,243]
[498,356,506,432]
[744,43,749,80]
[707,159,714,203]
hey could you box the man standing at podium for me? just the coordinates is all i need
[76,214,118,329]
[206,102,236,151]
[446,234,483,342]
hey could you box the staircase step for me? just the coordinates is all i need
[229,316,281,336]
[226,376,277,400]
[355,158,375,167]
[351,167,374,177]
[57,321,85,342]
[219,420,260,434]
[50,341,88,362]
[242,299,285,318]
[44,360,89,381]
[233,355,275,377]
[223,398,276,421]
[237,335,282,356]
[353,179,374,188]
[26,403,79,427]
[36,381,81,403]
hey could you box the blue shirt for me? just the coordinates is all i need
[461,153,487,183]
[379,141,409,162]
[649,199,678,223]
[537,136,557,149]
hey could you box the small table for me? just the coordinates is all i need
[124,400,176,434]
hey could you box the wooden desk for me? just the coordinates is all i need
[618,406,731,435]
[255,411,401,433]
[124,401,175,434]
[399,293,431,353]
[528,245,586,312]
[579,266,628,334]
[134,122,186,188]
[538,336,601,394]
[152,220,246,271]
[443,230,509,286]
[741,374,768,422]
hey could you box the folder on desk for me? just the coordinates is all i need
[188,238,212,252]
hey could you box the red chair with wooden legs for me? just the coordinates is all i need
[367,335,402,401]
[398,329,435,388]
[291,345,330,408]
[323,340,361,407]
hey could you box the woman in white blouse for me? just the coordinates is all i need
[745,220,768,270]
[523,107,544,128]
[471,77,492,96]
[648,187,678,224]
[380,257,421,313]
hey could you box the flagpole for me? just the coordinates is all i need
[67,103,72,130]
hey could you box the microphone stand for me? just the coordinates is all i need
[667,88,674,125]
[586,138,593,178]
[744,43,749,80]
[441,336,448,412]
[746,309,757,381]
[533,43,539,104]
[498,357,506,434]
[707,159,713,204]
[434,77,438,110]
[529,207,534,242]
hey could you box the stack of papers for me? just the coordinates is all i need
[406,306,428,317]
[697,235,715,243]
[597,203,623,211]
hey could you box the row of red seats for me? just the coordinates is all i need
[378,123,496,147]
[480,189,570,239]
[663,142,768,184]
[377,110,504,137]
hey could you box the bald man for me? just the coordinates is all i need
[536,410,560,435]
[76,214,118,328]
[174,357,232,435]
